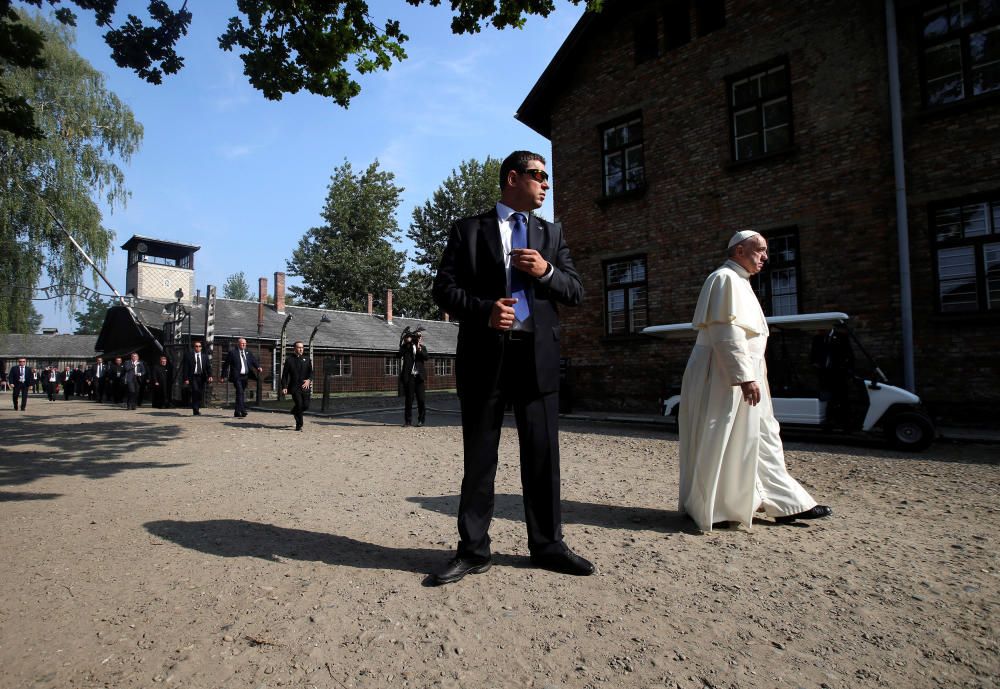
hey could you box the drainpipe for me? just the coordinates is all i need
[885,0,916,391]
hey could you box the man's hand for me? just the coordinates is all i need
[490,298,518,330]
[281,388,288,395]
[302,380,311,390]
[208,376,213,383]
[511,248,549,278]
[183,379,190,385]
[739,381,761,406]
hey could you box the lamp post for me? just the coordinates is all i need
[276,313,293,401]
[308,314,331,367]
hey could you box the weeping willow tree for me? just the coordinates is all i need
[0,11,142,333]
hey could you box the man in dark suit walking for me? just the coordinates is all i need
[150,354,171,408]
[183,340,212,415]
[222,337,261,418]
[123,352,146,410]
[430,150,591,585]
[9,358,33,411]
[280,340,312,431]
[398,327,428,427]
[90,356,106,402]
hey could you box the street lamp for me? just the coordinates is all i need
[276,313,293,400]
[309,314,331,367]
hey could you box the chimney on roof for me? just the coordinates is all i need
[386,289,393,324]
[274,271,286,313]
[367,292,373,315]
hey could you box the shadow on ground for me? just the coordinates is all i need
[406,493,696,534]
[145,519,444,574]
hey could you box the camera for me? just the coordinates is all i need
[400,326,425,347]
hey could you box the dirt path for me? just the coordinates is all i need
[1,401,997,688]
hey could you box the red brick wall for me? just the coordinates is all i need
[545,0,999,422]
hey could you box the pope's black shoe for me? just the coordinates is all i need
[774,505,833,524]
[430,556,491,585]
[530,545,595,576]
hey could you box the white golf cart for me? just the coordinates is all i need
[642,312,936,451]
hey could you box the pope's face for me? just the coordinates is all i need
[735,237,769,275]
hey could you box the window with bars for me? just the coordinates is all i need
[604,256,648,335]
[751,229,800,316]
[920,1,1000,107]
[728,59,793,162]
[932,195,1000,312]
[384,357,401,376]
[433,358,454,376]
[601,115,645,197]
[326,355,352,377]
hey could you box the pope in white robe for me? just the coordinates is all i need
[678,231,831,531]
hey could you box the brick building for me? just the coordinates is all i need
[516,0,1000,423]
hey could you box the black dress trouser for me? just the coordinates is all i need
[456,337,563,561]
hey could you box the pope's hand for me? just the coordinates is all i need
[739,381,761,406]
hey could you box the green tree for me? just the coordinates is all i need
[223,271,252,300]
[72,297,113,334]
[0,12,141,334]
[26,303,42,333]
[1,1,603,137]
[287,160,405,313]
[400,157,501,319]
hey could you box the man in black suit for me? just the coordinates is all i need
[60,366,75,400]
[222,337,261,418]
[398,327,428,427]
[150,354,171,408]
[109,356,125,404]
[430,150,591,585]
[280,340,312,431]
[90,356,106,402]
[43,366,58,401]
[123,352,146,410]
[9,358,32,410]
[183,341,212,415]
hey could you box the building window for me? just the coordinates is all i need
[664,0,691,50]
[920,1,1000,106]
[932,195,1000,312]
[728,59,792,162]
[634,14,659,64]
[696,0,726,36]
[384,357,400,376]
[604,256,648,335]
[433,358,454,376]
[751,229,800,316]
[601,115,645,197]
[327,355,352,377]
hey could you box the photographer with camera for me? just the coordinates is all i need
[399,327,428,427]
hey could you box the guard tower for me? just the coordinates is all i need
[121,235,200,303]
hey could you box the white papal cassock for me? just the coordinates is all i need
[678,260,817,531]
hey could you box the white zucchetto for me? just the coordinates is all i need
[727,230,761,249]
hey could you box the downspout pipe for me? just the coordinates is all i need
[885,0,916,391]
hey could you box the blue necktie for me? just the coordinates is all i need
[510,213,531,322]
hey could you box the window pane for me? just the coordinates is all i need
[735,133,760,160]
[938,246,979,311]
[763,98,790,127]
[629,287,648,332]
[993,202,1000,233]
[935,205,963,241]
[607,289,626,334]
[624,120,643,144]
[607,258,646,285]
[732,78,755,107]
[769,234,797,264]
[986,242,1000,309]
[603,128,617,150]
[923,5,951,37]
[963,203,989,236]
[971,26,1000,94]
[764,124,790,152]
[925,40,963,81]
[625,146,644,190]
[733,107,758,137]
[762,67,787,98]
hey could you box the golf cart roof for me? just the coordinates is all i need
[642,311,850,339]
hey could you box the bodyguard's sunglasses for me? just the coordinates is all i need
[520,168,550,183]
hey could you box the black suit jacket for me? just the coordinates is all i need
[8,366,33,386]
[398,342,427,381]
[432,210,583,397]
[280,354,312,391]
[222,348,259,382]
[184,350,210,384]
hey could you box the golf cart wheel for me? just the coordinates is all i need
[885,411,934,452]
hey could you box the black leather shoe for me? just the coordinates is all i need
[416,421,424,427]
[530,546,595,576]
[295,425,303,431]
[774,505,833,524]
[431,557,491,585]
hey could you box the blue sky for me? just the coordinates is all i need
[35,1,586,331]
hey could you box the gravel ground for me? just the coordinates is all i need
[1,398,997,689]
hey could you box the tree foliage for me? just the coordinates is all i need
[0,12,142,334]
[1,0,603,137]
[400,157,501,319]
[223,271,251,300]
[73,297,113,334]
[287,160,405,313]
